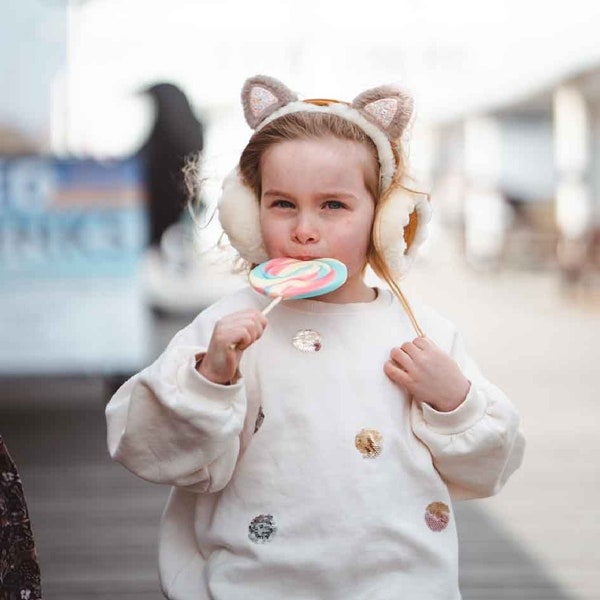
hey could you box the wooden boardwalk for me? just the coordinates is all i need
[1,377,573,600]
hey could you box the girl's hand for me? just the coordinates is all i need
[197,310,267,385]
[384,336,470,412]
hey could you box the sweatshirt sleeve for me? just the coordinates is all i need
[410,329,525,501]
[105,312,247,494]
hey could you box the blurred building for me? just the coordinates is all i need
[3,0,600,384]
[430,62,600,288]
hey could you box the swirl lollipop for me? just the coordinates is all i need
[249,257,348,315]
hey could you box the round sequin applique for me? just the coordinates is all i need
[355,428,383,458]
[425,502,450,532]
[292,329,322,352]
[254,406,265,434]
[248,514,277,544]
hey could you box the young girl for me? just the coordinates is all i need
[106,75,525,600]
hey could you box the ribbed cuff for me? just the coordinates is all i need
[421,383,487,435]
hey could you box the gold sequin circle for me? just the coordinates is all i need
[354,428,383,458]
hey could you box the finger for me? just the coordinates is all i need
[384,360,411,387]
[391,346,414,369]
[240,309,268,327]
[234,328,254,351]
[219,324,251,351]
[220,311,267,350]
[251,312,268,335]
[412,336,431,351]
[232,317,267,350]
[400,341,422,360]
[232,312,267,335]
[244,315,267,342]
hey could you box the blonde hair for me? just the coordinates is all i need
[239,111,423,334]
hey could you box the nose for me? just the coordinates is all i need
[292,211,319,244]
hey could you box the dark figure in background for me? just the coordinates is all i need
[139,83,205,247]
[0,436,42,600]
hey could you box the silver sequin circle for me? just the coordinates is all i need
[292,329,322,353]
[248,514,277,544]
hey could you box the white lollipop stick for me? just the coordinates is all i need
[261,295,283,316]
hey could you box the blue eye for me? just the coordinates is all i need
[324,200,344,209]
[272,199,295,208]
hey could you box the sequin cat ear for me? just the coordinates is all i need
[352,85,414,141]
[241,75,299,129]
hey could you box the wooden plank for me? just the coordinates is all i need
[1,388,574,600]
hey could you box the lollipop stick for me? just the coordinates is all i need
[261,295,283,316]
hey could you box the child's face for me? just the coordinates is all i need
[259,136,377,300]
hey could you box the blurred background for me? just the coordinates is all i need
[1,0,599,598]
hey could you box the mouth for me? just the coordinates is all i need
[289,255,322,261]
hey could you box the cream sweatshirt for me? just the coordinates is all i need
[106,286,525,600]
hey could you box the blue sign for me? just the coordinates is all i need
[0,156,148,279]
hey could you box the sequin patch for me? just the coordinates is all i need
[354,428,383,458]
[254,406,265,434]
[425,502,450,532]
[248,514,277,544]
[364,98,398,129]
[249,86,278,118]
[292,329,322,352]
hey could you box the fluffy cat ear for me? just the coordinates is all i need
[352,85,414,141]
[241,75,299,129]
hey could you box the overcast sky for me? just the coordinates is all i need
[63,0,600,155]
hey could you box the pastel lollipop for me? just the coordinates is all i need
[249,257,348,314]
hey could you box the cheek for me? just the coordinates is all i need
[335,230,369,264]
[343,218,368,246]
[338,213,373,267]
[359,217,374,247]
[259,213,285,252]
[348,213,373,247]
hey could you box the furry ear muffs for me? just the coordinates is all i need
[218,75,431,276]
[218,169,269,264]
[374,185,432,277]
[218,169,432,277]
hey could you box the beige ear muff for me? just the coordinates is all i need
[217,168,268,264]
[374,185,432,278]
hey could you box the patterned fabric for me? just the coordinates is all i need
[0,436,42,600]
